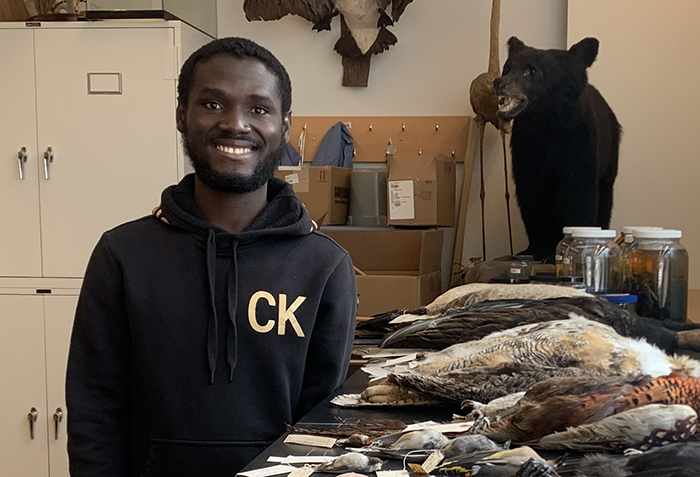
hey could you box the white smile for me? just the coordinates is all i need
[215,144,254,155]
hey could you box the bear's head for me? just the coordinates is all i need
[493,37,599,119]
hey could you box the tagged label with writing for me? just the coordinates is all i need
[377,471,410,477]
[388,180,415,220]
[284,173,300,185]
[288,466,315,477]
[283,434,337,448]
[421,451,444,473]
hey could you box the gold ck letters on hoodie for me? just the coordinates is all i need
[248,291,307,337]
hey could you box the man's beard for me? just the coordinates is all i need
[183,132,285,194]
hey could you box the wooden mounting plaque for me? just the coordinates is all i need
[290,116,473,163]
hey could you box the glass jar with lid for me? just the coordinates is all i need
[565,229,623,294]
[617,226,662,255]
[555,227,601,277]
[510,255,533,283]
[625,229,688,322]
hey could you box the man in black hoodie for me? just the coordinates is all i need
[66,37,357,477]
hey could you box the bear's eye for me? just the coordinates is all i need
[503,64,511,75]
[523,66,537,76]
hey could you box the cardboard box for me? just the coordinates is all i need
[387,154,456,227]
[322,228,444,316]
[275,166,351,225]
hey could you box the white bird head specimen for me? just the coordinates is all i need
[243,0,414,86]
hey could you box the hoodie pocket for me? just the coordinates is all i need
[140,438,273,477]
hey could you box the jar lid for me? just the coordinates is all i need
[562,226,601,234]
[601,293,638,304]
[620,226,662,234]
[571,229,617,239]
[634,229,682,239]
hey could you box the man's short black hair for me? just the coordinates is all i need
[178,37,292,115]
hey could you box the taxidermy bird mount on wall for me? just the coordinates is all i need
[469,0,513,260]
[243,0,414,86]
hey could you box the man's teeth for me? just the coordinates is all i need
[216,145,252,155]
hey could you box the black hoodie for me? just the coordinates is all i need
[66,175,356,477]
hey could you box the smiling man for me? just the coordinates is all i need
[65,38,357,477]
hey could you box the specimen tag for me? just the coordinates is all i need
[288,466,315,477]
[284,434,337,448]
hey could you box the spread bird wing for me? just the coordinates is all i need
[391,0,414,22]
[243,0,333,23]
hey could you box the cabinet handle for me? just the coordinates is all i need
[53,408,64,440]
[18,147,28,180]
[43,147,54,180]
[27,407,38,440]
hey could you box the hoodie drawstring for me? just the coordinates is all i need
[206,229,218,384]
[227,240,240,382]
[206,231,240,384]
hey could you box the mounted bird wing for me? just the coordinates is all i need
[391,0,414,22]
[243,0,334,24]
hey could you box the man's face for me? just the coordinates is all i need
[176,55,291,194]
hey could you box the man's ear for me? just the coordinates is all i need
[176,100,186,133]
[282,111,292,143]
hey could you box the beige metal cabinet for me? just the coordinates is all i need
[0,21,209,278]
[0,290,78,477]
[0,20,211,477]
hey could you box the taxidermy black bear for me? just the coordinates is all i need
[493,37,621,261]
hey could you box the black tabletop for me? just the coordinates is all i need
[239,371,462,475]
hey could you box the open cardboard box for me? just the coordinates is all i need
[275,166,351,225]
[322,228,444,316]
[387,154,456,227]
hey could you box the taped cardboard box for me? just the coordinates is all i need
[275,166,351,225]
[322,228,444,316]
[387,154,456,227]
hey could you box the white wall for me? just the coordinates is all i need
[217,0,568,273]
[568,1,700,288]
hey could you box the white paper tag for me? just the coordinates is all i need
[288,466,315,477]
[510,268,521,274]
[421,451,444,473]
[377,471,410,477]
[402,421,472,433]
[268,456,335,464]
[284,434,337,448]
[388,180,415,220]
[383,353,418,366]
[284,173,300,185]
[238,464,296,477]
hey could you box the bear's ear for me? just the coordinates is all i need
[507,37,527,54]
[569,37,599,67]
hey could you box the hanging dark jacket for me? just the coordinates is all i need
[66,174,357,477]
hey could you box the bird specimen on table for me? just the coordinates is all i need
[469,0,514,259]
[341,316,700,408]
[382,294,700,357]
[242,0,414,86]
[533,403,697,451]
[436,446,549,477]
[481,374,700,443]
[569,442,700,477]
[441,434,503,458]
[316,452,385,473]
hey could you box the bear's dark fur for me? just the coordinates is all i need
[493,37,621,261]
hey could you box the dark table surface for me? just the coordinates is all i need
[239,370,462,475]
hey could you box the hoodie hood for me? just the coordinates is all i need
[151,174,315,383]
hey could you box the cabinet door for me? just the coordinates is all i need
[0,295,49,477]
[44,295,79,477]
[0,29,43,277]
[34,27,179,278]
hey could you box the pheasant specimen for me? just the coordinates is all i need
[469,0,514,258]
[534,403,698,451]
[482,374,700,443]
